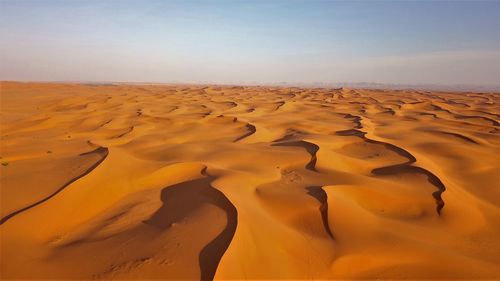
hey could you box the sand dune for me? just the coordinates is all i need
[1,82,499,279]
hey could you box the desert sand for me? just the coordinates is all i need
[1,81,499,280]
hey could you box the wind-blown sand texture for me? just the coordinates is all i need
[1,82,499,280]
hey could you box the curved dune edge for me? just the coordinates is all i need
[1,82,499,280]
[306,185,334,238]
[0,146,109,225]
[233,123,256,142]
[335,128,446,215]
[144,167,238,281]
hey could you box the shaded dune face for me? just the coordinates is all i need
[0,82,499,280]
[335,128,446,214]
[145,169,237,281]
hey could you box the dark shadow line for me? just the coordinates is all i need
[306,186,334,239]
[233,123,256,142]
[335,129,445,215]
[143,167,238,281]
[112,126,134,139]
[272,140,319,172]
[0,147,109,226]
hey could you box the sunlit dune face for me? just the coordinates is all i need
[1,82,499,279]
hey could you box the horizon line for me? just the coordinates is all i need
[2,80,500,93]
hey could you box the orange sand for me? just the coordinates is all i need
[1,82,499,280]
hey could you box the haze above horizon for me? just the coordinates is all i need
[1,0,499,85]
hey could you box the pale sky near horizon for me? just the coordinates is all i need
[1,0,499,85]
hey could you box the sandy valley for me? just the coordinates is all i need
[1,82,499,279]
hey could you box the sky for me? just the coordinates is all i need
[1,0,500,85]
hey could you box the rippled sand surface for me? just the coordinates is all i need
[1,82,499,279]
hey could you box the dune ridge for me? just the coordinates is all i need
[0,146,109,225]
[1,82,499,280]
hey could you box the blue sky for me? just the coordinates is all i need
[1,0,499,84]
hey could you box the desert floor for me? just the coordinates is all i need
[1,82,499,280]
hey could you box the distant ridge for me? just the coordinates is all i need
[269,82,500,93]
[2,80,500,93]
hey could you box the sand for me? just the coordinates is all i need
[0,81,499,280]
